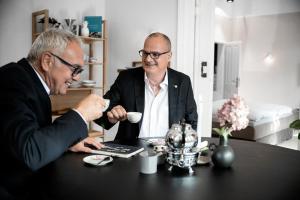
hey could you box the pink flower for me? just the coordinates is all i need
[215,95,249,136]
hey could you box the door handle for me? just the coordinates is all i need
[201,61,207,78]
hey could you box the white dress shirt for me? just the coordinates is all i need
[30,62,50,95]
[139,71,169,138]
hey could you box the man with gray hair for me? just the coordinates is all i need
[0,29,105,199]
[96,32,197,144]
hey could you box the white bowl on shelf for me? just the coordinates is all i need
[69,81,81,88]
[81,80,96,87]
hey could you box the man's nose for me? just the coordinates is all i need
[145,53,153,61]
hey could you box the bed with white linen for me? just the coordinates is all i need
[212,99,298,145]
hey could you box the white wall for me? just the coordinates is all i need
[232,0,300,17]
[215,0,300,109]
[0,0,105,67]
[236,12,300,108]
[216,0,300,17]
[214,14,232,43]
[0,0,32,65]
[105,0,177,86]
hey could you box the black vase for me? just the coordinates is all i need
[211,135,235,168]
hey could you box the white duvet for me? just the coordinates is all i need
[213,99,293,122]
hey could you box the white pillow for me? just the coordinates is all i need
[213,100,293,122]
[248,103,292,121]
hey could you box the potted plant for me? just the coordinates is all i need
[289,120,300,140]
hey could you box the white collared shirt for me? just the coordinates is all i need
[139,71,169,138]
[30,62,50,95]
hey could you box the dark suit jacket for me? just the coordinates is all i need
[0,58,88,199]
[96,67,197,143]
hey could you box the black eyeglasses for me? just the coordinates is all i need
[49,52,84,77]
[138,50,170,60]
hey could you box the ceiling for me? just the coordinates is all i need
[216,0,300,17]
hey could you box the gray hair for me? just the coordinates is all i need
[146,32,171,51]
[27,28,82,66]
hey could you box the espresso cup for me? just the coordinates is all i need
[127,112,142,123]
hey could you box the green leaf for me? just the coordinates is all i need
[213,127,232,137]
[213,128,223,136]
[290,120,300,129]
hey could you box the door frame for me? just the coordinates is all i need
[177,0,215,138]
[214,41,241,100]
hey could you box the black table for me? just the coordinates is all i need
[37,138,300,200]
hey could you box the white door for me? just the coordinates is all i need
[223,43,240,98]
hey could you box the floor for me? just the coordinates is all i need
[277,133,300,151]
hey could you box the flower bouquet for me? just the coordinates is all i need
[213,95,250,140]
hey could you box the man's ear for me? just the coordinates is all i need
[167,52,172,62]
[40,52,52,72]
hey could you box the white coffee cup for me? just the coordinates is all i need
[127,112,142,123]
[139,151,158,174]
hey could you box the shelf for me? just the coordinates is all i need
[79,36,105,43]
[84,62,103,65]
[68,86,103,91]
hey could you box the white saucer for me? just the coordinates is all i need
[83,155,113,166]
[146,138,166,146]
[197,155,211,165]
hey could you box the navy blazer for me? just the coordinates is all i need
[96,67,197,143]
[0,58,88,199]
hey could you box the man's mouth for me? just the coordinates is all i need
[66,81,72,87]
[144,62,157,68]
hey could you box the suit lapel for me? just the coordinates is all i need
[168,68,179,127]
[134,69,145,129]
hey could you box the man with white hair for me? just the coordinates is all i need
[0,29,105,199]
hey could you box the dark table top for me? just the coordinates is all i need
[37,138,300,200]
